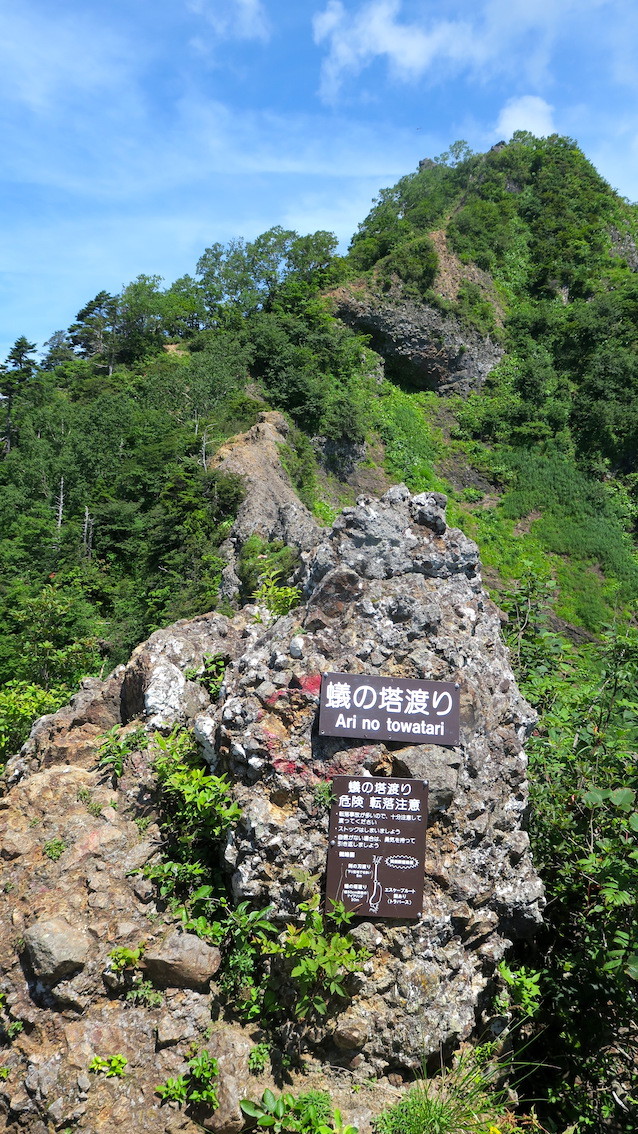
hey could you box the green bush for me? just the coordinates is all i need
[0,680,68,766]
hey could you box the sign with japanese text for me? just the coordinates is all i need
[325,775,428,918]
[319,672,459,746]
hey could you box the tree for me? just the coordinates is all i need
[163,275,207,339]
[116,274,167,363]
[196,227,338,321]
[68,291,119,373]
[41,330,75,371]
[1,336,37,452]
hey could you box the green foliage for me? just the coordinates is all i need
[241,1088,356,1134]
[312,781,335,809]
[375,386,443,492]
[0,680,68,766]
[151,727,240,853]
[496,961,542,1019]
[184,652,227,698]
[253,566,301,620]
[248,1042,271,1074]
[236,533,299,600]
[379,234,439,299]
[89,1054,128,1078]
[43,837,66,861]
[498,576,638,1128]
[215,902,280,1021]
[97,726,147,785]
[156,1074,189,1105]
[107,943,145,974]
[125,977,163,1008]
[264,895,368,1021]
[157,1049,219,1110]
[373,1050,513,1134]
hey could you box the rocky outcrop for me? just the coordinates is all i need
[331,285,502,395]
[210,411,320,601]
[0,487,543,1132]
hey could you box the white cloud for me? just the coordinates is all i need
[495,95,556,139]
[186,0,270,42]
[312,0,620,103]
[313,0,477,102]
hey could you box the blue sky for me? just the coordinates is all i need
[2,0,638,358]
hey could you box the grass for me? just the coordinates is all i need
[373,1049,530,1134]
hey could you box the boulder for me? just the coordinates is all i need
[143,931,222,991]
[23,917,90,983]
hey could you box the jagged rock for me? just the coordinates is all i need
[210,411,320,600]
[143,931,222,991]
[23,917,90,983]
[331,285,502,395]
[200,1025,253,1134]
[0,484,544,1131]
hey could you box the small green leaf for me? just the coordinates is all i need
[262,1089,276,1112]
[611,787,635,812]
[583,788,608,807]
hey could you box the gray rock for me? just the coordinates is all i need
[201,1025,253,1134]
[0,480,545,1118]
[23,918,90,984]
[332,287,503,396]
[143,931,221,991]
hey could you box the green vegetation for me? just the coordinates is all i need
[0,681,69,767]
[372,1049,524,1134]
[3,133,638,1132]
[42,837,66,861]
[240,1088,357,1134]
[247,1042,271,1074]
[97,725,147,784]
[253,565,302,620]
[156,1049,219,1109]
[107,943,146,974]
[88,1054,128,1078]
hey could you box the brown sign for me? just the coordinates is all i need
[319,672,459,746]
[325,775,428,918]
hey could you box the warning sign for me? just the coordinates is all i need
[325,775,428,919]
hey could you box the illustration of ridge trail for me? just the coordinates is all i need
[369,855,384,912]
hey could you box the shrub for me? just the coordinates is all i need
[0,681,68,766]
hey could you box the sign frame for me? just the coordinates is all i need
[325,775,429,919]
[319,671,460,747]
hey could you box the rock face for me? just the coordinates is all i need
[0,486,543,1133]
[143,932,222,991]
[210,410,320,601]
[331,285,503,395]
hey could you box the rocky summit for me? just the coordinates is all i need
[0,486,543,1134]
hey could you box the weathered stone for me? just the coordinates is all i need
[201,1025,252,1134]
[332,1014,370,1051]
[210,411,320,602]
[0,829,35,859]
[331,284,503,396]
[23,917,90,983]
[0,480,545,1131]
[143,931,221,990]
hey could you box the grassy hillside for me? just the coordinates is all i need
[1,133,638,1131]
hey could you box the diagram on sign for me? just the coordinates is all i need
[325,776,429,919]
[369,856,383,913]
